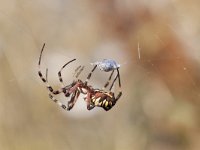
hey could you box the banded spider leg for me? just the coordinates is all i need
[45,63,84,110]
[38,43,75,96]
[38,43,82,110]
[57,62,85,110]
[45,69,69,109]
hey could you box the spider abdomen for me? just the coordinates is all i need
[91,94,114,111]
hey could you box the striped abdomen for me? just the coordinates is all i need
[91,93,114,111]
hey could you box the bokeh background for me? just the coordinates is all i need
[0,0,200,150]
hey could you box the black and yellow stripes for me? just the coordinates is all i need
[91,97,113,111]
[89,68,122,111]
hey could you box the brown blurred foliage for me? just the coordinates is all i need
[0,0,200,150]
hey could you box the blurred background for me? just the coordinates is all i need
[0,0,200,150]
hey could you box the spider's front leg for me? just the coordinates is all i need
[38,70,68,95]
[38,43,73,95]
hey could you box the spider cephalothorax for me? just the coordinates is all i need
[38,43,122,111]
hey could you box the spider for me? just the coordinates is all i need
[38,43,122,111]
[55,60,122,111]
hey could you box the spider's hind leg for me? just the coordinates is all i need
[109,68,122,101]
[102,70,115,90]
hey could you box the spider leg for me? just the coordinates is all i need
[102,70,115,90]
[58,58,77,87]
[57,60,83,97]
[72,65,84,79]
[48,94,68,110]
[45,68,68,110]
[38,43,65,95]
[109,68,122,101]
[109,71,118,91]
[87,105,95,110]
[73,65,82,77]
[75,66,84,79]
[115,68,122,100]
[57,63,94,110]
[67,90,80,110]
[85,91,95,110]
[84,65,97,85]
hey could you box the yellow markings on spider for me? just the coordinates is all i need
[99,101,103,106]
[102,100,106,105]
[92,98,95,103]
[105,101,109,107]
[95,97,101,105]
